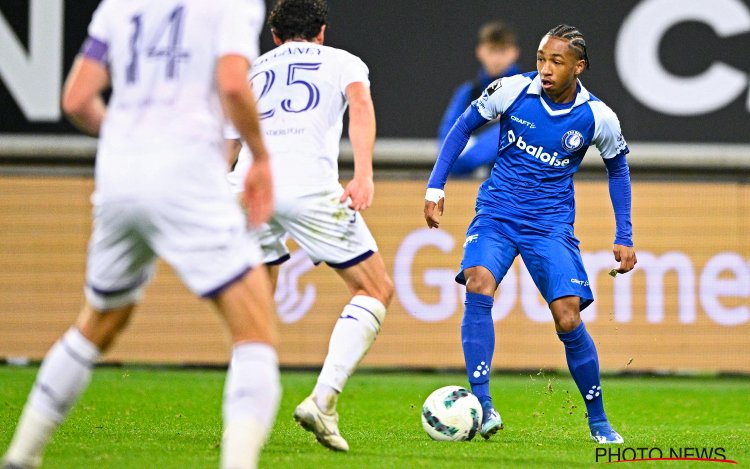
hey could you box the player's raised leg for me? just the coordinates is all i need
[294,252,393,452]
[211,267,280,469]
[2,303,133,469]
[551,296,623,444]
[461,266,504,439]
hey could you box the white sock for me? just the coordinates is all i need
[3,408,57,468]
[314,295,386,412]
[4,328,99,468]
[221,343,280,469]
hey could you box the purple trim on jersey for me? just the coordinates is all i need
[265,253,291,266]
[200,266,252,298]
[428,106,489,189]
[326,250,375,269]
[603,153,633,246]
[81,36,108,64]
[87,276,146,297]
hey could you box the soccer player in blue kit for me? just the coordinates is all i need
[424,25,636,444]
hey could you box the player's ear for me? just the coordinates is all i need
[271,30,283,46]
[316,24,326,44]
[574,59,586,76]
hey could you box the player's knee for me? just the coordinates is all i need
[555,314,581,333]
[464,271,496,296]
[356,273,393,307]
[551,296,581,333]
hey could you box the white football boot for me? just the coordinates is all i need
[293,395,349,452]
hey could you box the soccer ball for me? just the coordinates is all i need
[421,385,482,441]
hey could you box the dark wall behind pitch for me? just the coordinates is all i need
[1,0,749,142]
[316,1,637,139]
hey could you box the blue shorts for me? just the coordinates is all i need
[456,213,594,310]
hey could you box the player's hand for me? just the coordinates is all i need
[613,244,637,274]
[340,175,374,211]
[243,160,273,227]
[424,197,445,229]
[424,188,445,228]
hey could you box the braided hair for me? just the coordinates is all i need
[546,24,590,69]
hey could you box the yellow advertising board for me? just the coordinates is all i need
[1,176,748,372]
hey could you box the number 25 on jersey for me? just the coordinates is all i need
[252,62,322,119]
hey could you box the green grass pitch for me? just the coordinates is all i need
[1,366,748,468]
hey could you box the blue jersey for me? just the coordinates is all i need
[431,71,629,226]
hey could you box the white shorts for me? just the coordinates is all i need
[254,186,378,268]
[85,197,263,310]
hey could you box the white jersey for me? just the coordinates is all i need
[227,42,370,195]
[87,0,265,203]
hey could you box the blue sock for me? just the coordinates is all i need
[557,322,607,425]
[462,292,495,409]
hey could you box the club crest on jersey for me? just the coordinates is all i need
[561,130,584,152]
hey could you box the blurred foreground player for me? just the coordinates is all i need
[226,0,393,453]
[424,24,636,444]
[2,1,279,468]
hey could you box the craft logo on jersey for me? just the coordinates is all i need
[570,277,589,287]
[464,234,479,247]
[507,130,571,167]
[510,115,536,129]
[561,130,584,152]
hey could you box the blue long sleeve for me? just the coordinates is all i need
[448,122,500,176]
[428,106,489,189]
[603,154,633,246]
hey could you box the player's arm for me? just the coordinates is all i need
[449,122,500,177]
[341,81,376,211]
[61,44,110,137]
[603,154,636,274]
[217,54,272,226]
[424,105,489,228]
[225,138,243,168]
[592,103,637,274]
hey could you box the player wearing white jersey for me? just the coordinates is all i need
[226,39,369,199]
[226,0,393,453]
[2,1,278,469]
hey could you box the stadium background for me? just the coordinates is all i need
[1,0,749,373]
